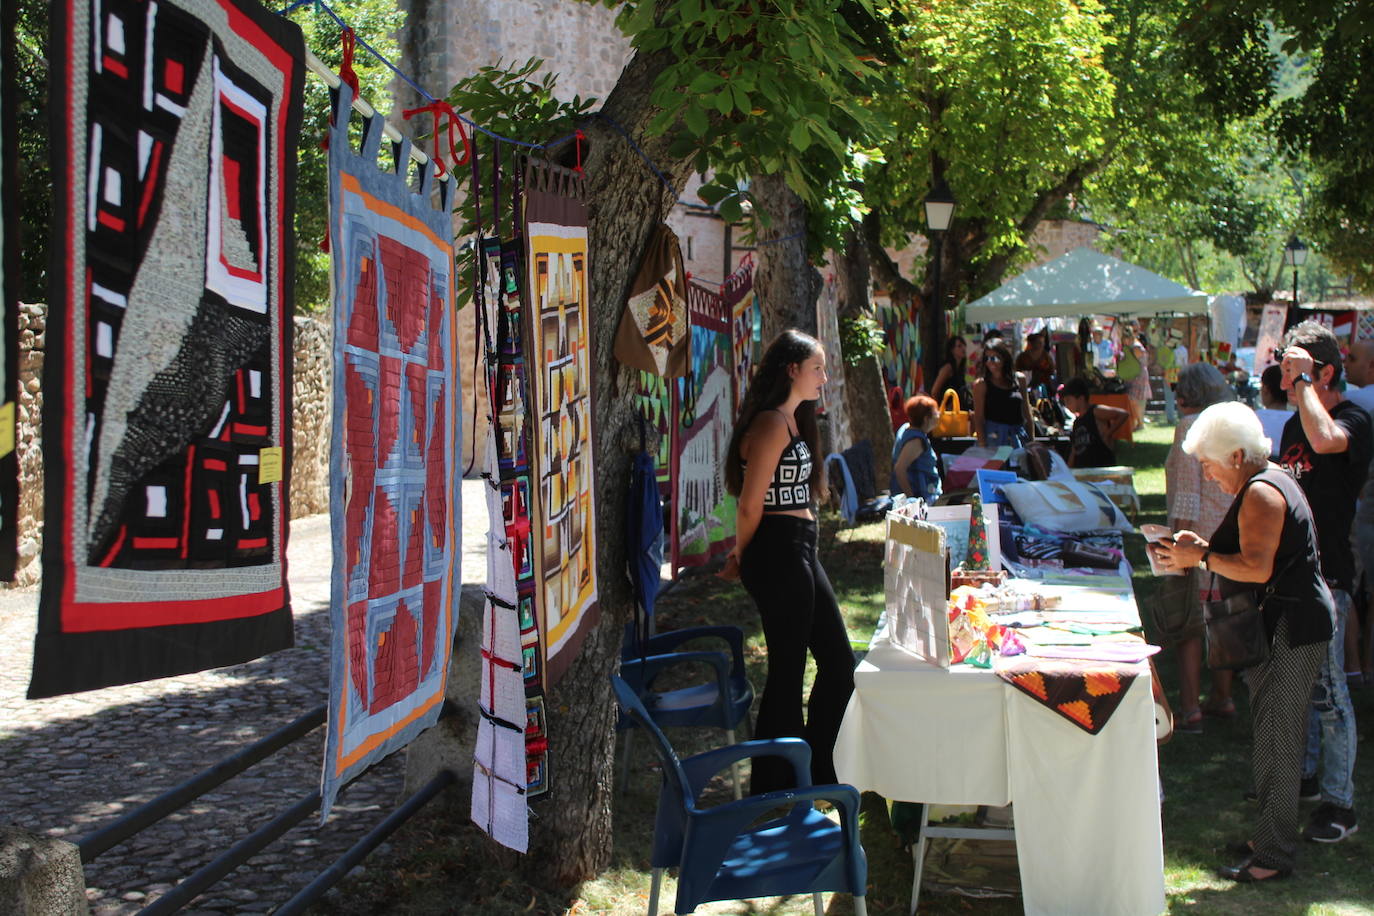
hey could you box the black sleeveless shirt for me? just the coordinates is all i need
[1207,467,1333,648]
[1070,406,1116,468]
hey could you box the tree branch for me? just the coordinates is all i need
[861,209,920,303]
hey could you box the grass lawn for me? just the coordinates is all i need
[317,419,1374,915]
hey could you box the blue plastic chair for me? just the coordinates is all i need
[611,675,868,916]
[618,624,755,799]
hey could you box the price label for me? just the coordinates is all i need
[258,446,283,483]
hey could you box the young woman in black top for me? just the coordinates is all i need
[720,329,854,794]
[972,341,1033,447]
[931,335,970,407]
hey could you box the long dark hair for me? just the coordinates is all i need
[725,329,825,499]
[944,335,967,377]
[981,341,1015,385]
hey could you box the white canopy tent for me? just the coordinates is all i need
[963,247,1208,323]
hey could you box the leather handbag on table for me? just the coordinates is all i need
[931,388,971,438]
[1202,554,1300,670]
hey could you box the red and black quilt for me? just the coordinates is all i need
[0,3,21,582]
[31,0,304,697]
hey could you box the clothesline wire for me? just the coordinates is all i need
[278,0,802,253]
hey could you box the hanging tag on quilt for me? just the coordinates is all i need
[257,446,283,484]
[0,402,13,458]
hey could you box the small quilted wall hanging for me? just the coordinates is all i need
[321,85,462,818]
[636,371,672,497]
[32,0,304,698]
[724,256,757,416]
[0,3,20,582]
[670,281,736,574]
[523,161,599,687]
[614,223,688,377]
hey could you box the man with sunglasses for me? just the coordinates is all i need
[1276,320,1369,844]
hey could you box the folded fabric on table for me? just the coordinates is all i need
[994,656,1143,734]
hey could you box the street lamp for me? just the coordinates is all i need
[923,177,957,390]
[1283,235,1308,308]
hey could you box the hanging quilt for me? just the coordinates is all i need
[724,256,757,416]
[636,371,673,497]
[614,223,688,377]
[0,3,19,582]
[32,0,303,698]
[671,281,736,574]
[877,299,921,397]
[523,163,598,687]
[321,85,461,819]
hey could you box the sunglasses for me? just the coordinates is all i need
[985,354,1004,363]
[1273,347,1326,369]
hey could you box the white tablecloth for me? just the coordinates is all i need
[835,643,1166,916]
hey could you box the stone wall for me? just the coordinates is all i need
[7,307,334,588]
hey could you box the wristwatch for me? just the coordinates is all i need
[1294,372,1314,387]
[1198,549,1210,570]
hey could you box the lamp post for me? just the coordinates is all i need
[1283,235,1308,308]
[923,177,957,390]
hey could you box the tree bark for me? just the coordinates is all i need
[751,173,820,344]
[834,226,894,485]
[516,45,696,885]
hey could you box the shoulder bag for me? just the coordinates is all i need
[1202,552,1300,670]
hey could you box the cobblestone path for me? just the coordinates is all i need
[1,482,488,915]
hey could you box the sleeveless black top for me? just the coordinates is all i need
[743,410,813,512]
[983,381,1024,425]
[1070,406,1116,468]
[1208,467,1333,647]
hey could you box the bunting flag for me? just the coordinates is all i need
[523,162,598,687]
[321,85,461,819]
[32,0,303,698]
[670,281,736,574]
[0,3,20,581]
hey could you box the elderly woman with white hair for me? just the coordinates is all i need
[1160,363,1238,733]
[1156,402,1332,883]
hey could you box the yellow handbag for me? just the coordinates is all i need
[931,389,971,438]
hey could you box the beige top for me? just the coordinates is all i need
[1165,413,1231,537]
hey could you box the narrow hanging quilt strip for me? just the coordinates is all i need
[723,257,757,416]
[636,371,673,497]
[523,162,599,687]
[321,84,462,819]
[0,6,20,581]
[32,0,304,698]
[670,281,737,575]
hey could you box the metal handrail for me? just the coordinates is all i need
[78,705,327,863]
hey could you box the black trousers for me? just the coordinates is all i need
[740,515,856,794]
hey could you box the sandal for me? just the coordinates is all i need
[1202,698,1237,719]
[1218,859,1291,883]
[1175,709,1203,734]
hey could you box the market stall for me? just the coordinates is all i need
[835,494,1165,916]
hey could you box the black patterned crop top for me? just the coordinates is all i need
[762,434,813,512]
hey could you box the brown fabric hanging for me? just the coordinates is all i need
[614,223,689,377]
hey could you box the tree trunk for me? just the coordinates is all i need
[516,46,696,885]
[834,226,894,486]
[751,173,820,343]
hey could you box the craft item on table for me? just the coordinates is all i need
[964,492,990,570]
[725,256,759,415]
[524,160,599,686]
[321,84,461,819]
[927,502,1001,574]
[947,602,989,665]
[0,7,18,581]
[614,223,688,377]
[976,469,1018,507]
[1028,641,1161,665]
[948,583,1061,616]
[32,0,304,699]
[999,479,1132,533]
[670,280,737,574]
[995,656,1142,734]
[875,509,951,667]
[636,371,673,496]
[943,447,1012,489]
[1001,524,1127,580]
[965,623,1024,668]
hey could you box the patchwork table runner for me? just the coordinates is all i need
[994,656,1140,734]
[32,0,303,698]
[322,84,461,818]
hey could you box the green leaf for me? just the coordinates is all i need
[696,182,733,205]
[684,103,709,137]
[789,120,812,151]
[715,88,735,115]
[718,196,744,224]
[689,71,725,93]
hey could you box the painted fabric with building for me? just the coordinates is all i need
[322,85,461,819]
[523,164,599,686]
[0,6,20,582]
[671,281,737,573]
[32,0,303,698]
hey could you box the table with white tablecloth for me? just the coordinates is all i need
[834,639,1166,916]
